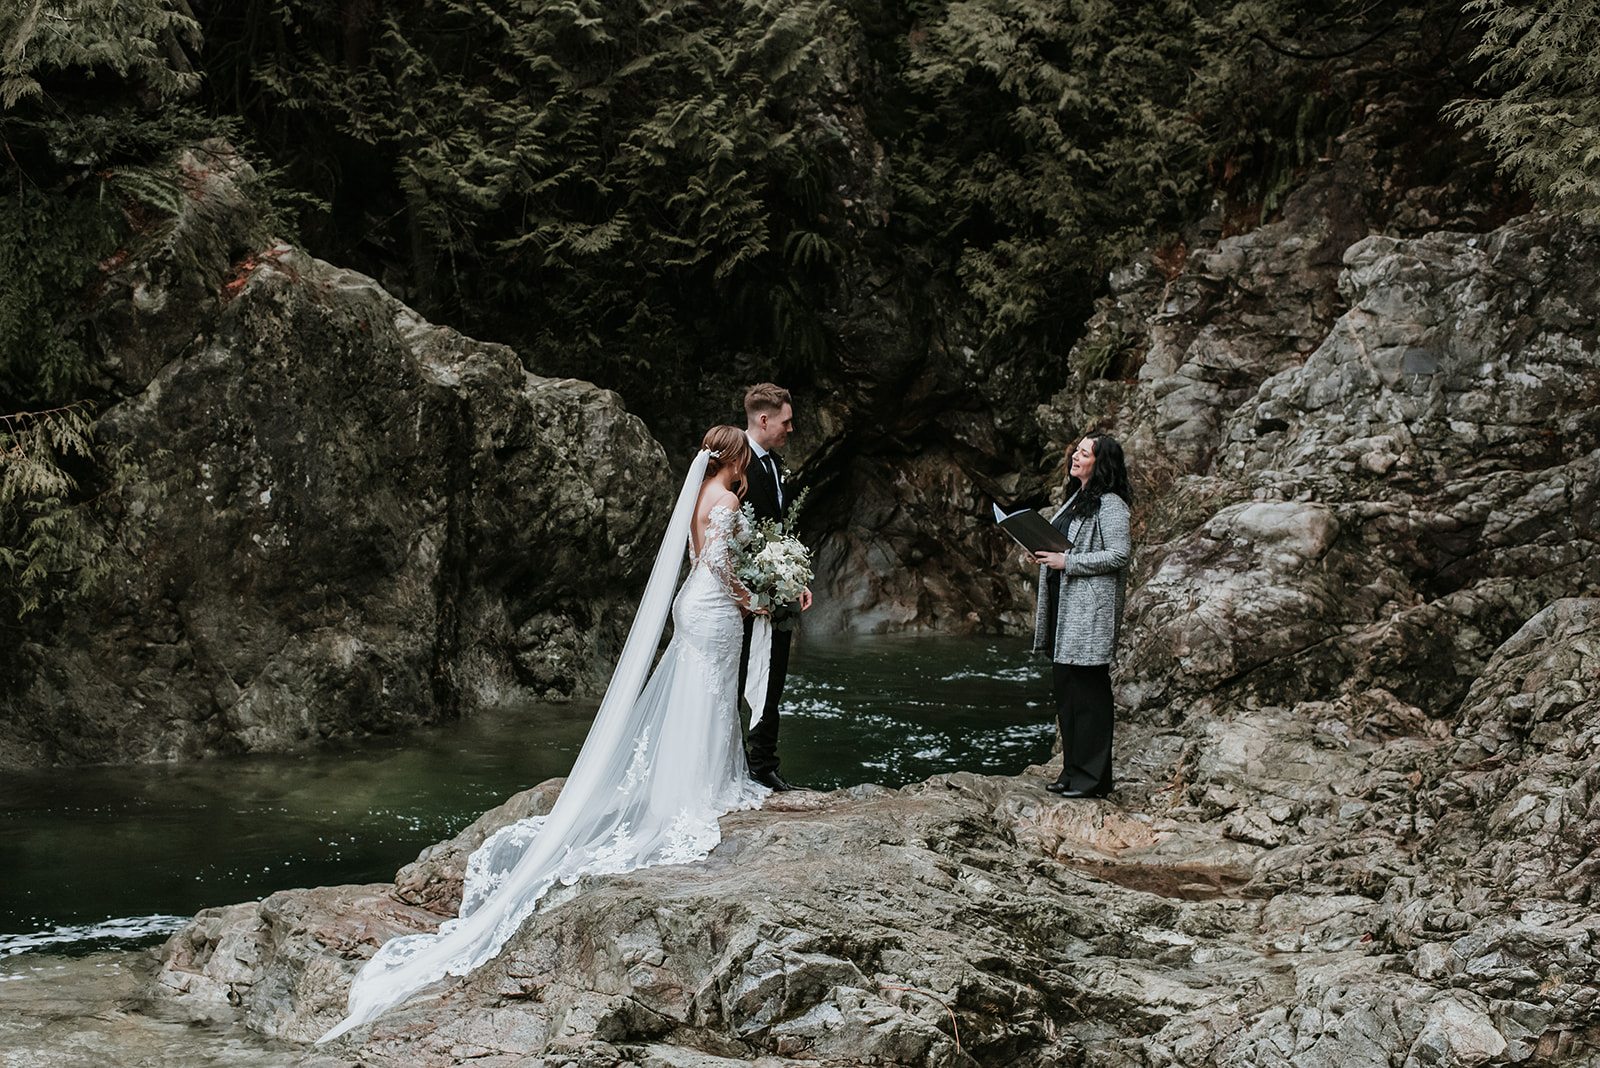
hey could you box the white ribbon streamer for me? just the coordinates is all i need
[744,615,773,727]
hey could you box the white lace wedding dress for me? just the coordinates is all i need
[320,451,768,1042]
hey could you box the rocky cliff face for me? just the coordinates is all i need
[1106,211,1599,728]
[0,148,672,767]
[798,72,1540,641]
[1020,69,1598,732]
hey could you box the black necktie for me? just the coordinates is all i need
[763,454,782,507]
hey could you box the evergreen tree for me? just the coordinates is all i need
[0,0,212,620]
[890,0,1401,357]
[894,0,1210,346]
[0,404,123,619]
[1,0,209,408]
[0,0,201,108]
[1449,0,1600,218]
[215,0,851,431]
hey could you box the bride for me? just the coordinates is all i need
[320,425,770,1042]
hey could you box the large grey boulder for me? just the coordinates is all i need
[0,147,673,767]
[1119,214,1600,724]
[1433,598,1600,905]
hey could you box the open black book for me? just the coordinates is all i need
[992,503,1070,554]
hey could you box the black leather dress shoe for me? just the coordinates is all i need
[1045,781,1108,798]
[751,770,795,792]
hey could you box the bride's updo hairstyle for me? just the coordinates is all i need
[701,425,751,480]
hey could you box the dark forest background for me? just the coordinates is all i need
[2,0,1596,621]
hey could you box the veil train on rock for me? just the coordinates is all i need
[319,447,767,1042]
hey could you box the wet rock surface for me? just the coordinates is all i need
[0,949,300,1068]
[0,149,672,768]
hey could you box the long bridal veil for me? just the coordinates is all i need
[320,447,755,1042]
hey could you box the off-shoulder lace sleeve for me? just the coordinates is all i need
[700,504,753,605]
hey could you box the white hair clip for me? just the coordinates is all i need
[707,449,722,458]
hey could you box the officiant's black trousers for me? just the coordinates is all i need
[738,619,792,776]
[1053,662,1113,794]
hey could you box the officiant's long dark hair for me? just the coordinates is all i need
[1064,433,1131,523]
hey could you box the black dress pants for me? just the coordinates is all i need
[737,618,792,776]
[1052,662,1113,794]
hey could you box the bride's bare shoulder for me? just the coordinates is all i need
[706,489,742,517]
[694,486,742,523]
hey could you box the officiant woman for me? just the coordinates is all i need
[1030,433,1131,798]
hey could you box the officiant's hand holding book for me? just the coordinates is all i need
[992,503,1070,554]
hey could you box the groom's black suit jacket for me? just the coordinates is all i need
[742,448,786,524]
[738,440,791,776]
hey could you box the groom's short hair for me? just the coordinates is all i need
[744,383,792,419]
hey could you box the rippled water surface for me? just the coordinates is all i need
[1,635,1050,954]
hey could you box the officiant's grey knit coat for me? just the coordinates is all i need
[1032,493,1131,665]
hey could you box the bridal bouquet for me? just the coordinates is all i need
[736,488,812,632]
[736,489,812,723]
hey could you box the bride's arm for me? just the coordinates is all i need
[702,495,755,612]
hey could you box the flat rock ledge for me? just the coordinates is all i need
[144,597,1600,1068]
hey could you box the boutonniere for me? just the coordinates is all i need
[781,465,793,482]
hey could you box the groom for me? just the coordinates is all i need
[738,382,811,792]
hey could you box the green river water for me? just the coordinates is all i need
[0,635,1051,956]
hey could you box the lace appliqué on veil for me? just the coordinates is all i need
[661,806,721,863]
[459,817,549,918]
[620,728,651,793]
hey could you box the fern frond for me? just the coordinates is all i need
[0,401,127,620]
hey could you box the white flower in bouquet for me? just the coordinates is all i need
[745,536,812,606]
